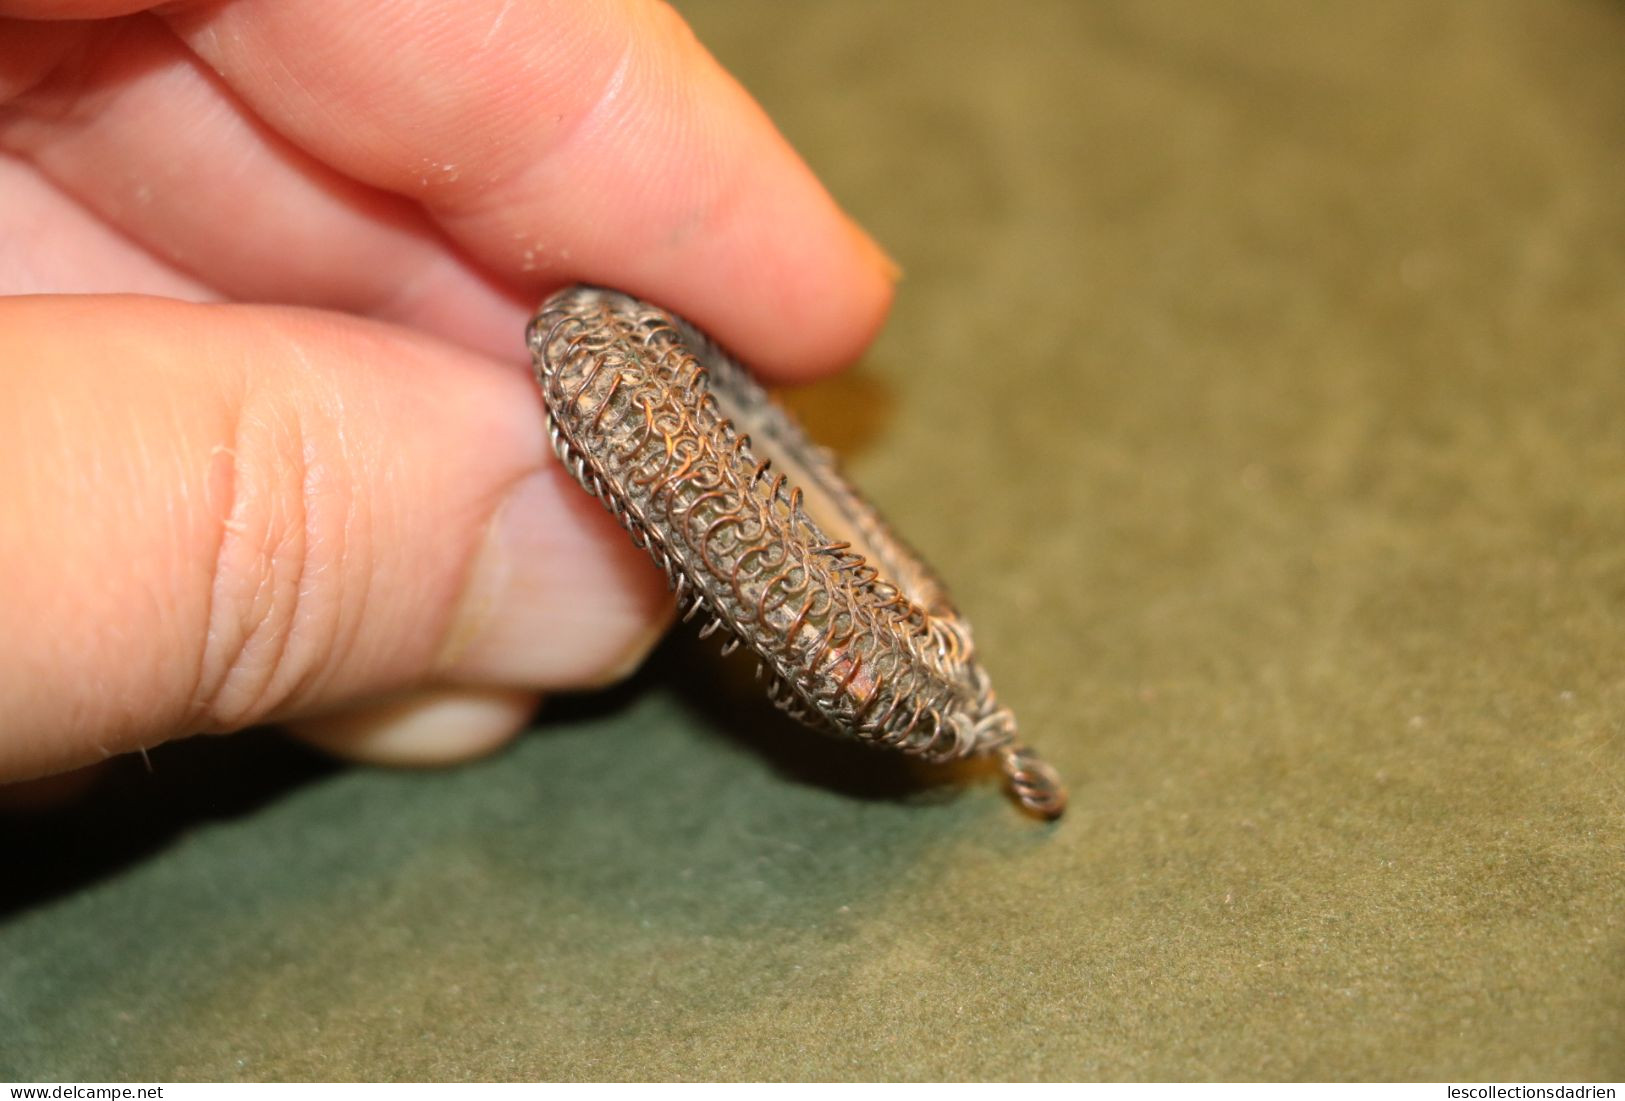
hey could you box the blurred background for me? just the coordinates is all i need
[5,0,1624,1080]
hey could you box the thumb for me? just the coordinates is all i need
[0,294,669,781]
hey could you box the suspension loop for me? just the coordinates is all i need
[999,745,1068,820]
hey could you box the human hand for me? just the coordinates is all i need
[0,0,895,783]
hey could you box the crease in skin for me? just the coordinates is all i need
[246,324,388,724]
[184,324,356,734]
[0,153,218,297]
[187,375,241,731]
[478,0,518,51]
[191,390,308,731]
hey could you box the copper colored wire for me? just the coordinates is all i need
[528,286,1066,819]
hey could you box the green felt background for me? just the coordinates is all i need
[4,0,1625,1081]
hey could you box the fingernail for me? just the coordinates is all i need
[851,215,904,284]
[878,248,904,284]
[440,465,672,688]
[289,687,536,767]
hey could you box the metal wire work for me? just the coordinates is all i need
[527,286,1066,819]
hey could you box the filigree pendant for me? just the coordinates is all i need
[528,286,1064,819]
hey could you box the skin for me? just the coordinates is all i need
[0,0,896,786]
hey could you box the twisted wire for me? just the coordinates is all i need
[528,286,1067,817]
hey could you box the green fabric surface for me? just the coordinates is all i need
[5,0,1625,1081]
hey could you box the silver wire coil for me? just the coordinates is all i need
[528,286,1065,819]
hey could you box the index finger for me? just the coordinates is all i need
[163,0,897,377]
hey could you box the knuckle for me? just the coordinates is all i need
[188,384,362,731]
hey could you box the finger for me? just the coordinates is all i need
[0,17,81,97]
[0,295,670,783]
[165,0,896,378]
[286,686,538,767]
[0,17,528,361]
[0,763,106,813]
[0,3,154,17]
[0,152,214,297]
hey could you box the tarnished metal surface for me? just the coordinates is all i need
[528,286,1064,818]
